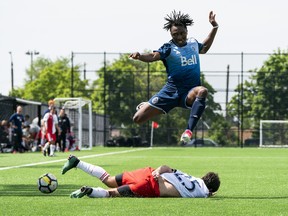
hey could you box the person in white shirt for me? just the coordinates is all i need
[62,155,220,198]
[42,107,61,156]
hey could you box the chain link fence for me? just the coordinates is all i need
[70,52,273,147]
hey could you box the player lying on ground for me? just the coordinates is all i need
[62,155,220,198]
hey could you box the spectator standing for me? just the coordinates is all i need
[43,99,55,117]
[42,107,61,156]
[58,108,71,152]
[42,99,56,154]
[9,106,24,153]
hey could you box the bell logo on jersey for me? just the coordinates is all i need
[181,55,197,66]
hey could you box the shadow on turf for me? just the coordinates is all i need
[0,184,81,197]
[0,165,61,169]
[0,164,117,169]
[212,196,288,200]
[2,184,288,200]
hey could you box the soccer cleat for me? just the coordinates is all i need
[62,155,80,175]
[70,186,93,198]
[180,129,193,144]
[136,102,147,111]
[43,150,47,157]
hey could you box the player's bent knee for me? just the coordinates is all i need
[133,114,141,124]
[103,176,118,188]
[198,87,208,97]
[133,113,144,124]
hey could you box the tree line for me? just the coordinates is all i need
[10,49,288,146]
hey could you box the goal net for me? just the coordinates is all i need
[54,98,92,150]
[259,120,288,147]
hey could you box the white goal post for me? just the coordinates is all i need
[259,120,288,148]
[54,97,92,150]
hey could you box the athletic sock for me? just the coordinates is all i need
[88,187,109,198]
[77,161,110,181]
[49,144,56,156]
[43,142,49,151]
[40,138,45,145]
[187,97,206,131]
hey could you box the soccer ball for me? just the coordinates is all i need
[37,173,58,194]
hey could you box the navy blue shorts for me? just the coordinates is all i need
[148,83,195,113]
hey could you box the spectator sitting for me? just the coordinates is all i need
[23,114,30,127]
[0,120,10,142]
[29,122,41,152]
[0,120,11,150]
[22,125,32,151]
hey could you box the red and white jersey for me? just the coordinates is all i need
[43,113,58,134]
[161,170,209,198]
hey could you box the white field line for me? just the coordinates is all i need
[0,148,151,171]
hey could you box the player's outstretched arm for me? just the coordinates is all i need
[129,52,161,62]
[200,11,219,54]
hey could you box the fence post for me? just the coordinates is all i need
[240,52,244,148]
[103,52,107,146]
[71,52,74,97]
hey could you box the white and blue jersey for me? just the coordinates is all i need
[148,38,203,113]
[161,169,209,198]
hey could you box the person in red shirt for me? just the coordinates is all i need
[42,107,61,156]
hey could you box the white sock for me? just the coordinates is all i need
[49,145,56,156]
[41,138,45,145]
[77,161,110,181]
[88,187,109,198]
[43,143,49,151]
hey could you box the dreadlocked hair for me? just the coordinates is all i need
[163,10,194,31]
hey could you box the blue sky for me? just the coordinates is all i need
[1,0,287,96]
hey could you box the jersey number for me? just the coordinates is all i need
[174,173,198,191]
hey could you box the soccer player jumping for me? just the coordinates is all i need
[129,11,218,144]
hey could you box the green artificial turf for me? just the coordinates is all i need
[0,147,287,215]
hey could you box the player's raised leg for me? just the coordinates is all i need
[133,102,163,124]
[62,155,109,181]
[62,155,121,190]
[61,155,80,174]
